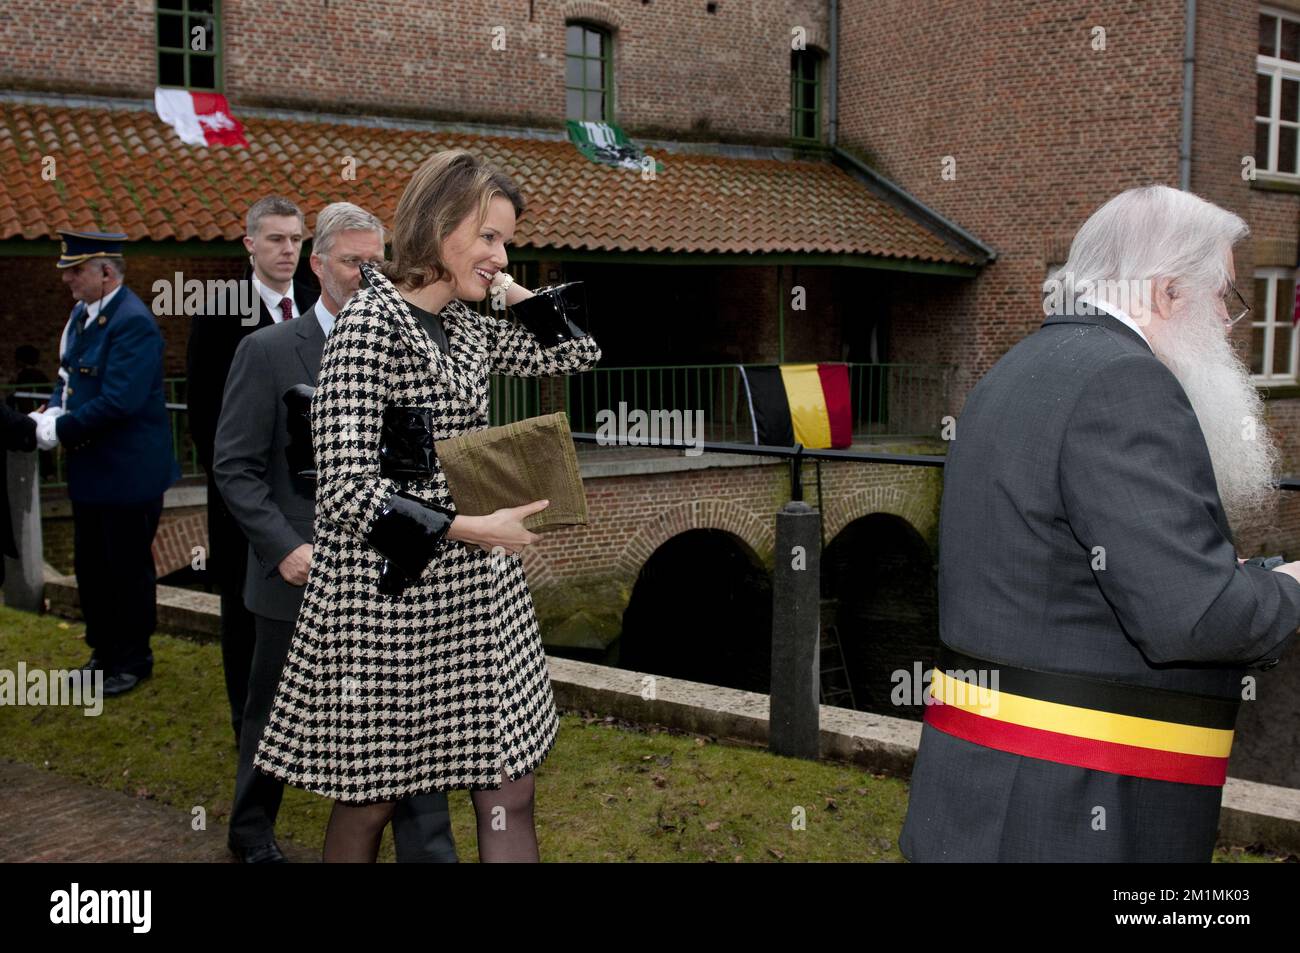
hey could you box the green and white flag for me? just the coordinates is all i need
[567,120,664,173]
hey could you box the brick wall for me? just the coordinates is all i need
[0,255,245,385]
[523,454,941,594]
[1223,0,1300,554]
[151,506,207,577]
[0,0,156,100]
[838,0,1186,398]
[840,0,1300,555]
[0,0,831,144]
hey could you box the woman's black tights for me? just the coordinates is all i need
[322,800,395,862]
[469,770,539,862]
[321,770,538,862]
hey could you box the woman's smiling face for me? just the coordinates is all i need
[441,194,516,301]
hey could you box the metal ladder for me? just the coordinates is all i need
[819,599,856,708]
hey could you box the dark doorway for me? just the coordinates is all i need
[821,513,938,718]
[617,529,772,693]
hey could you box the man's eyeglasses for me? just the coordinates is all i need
[321,255,383,269]
[1223,282,1251,326]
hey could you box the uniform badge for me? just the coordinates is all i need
[97,315,107,326]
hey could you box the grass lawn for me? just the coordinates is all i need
[0,604,1285,862]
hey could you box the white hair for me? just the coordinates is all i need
[1045,185,1248,315]
[313,202,385,257]
[1148,288,1279,531]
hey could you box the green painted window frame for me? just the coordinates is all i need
[790,49,822,142]
[156,0,223,92]
[565,21,613,122]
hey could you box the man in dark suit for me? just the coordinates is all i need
[188,197,317,746]
[213,202,458,863]
[1,404,37,586]
[33,231,181,695]
[900,185,1300,862]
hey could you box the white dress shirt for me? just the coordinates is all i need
[55,284,124,366]
[81,284,122,328]
[1089,297,1152,352]
[314,297,336,338]
[252,274,299,322]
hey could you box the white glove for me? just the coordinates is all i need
[29,409,61,451]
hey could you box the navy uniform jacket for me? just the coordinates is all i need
[900,307,1300,862]
[48,286,181,505]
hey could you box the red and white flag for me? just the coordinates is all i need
[154,88,248,147]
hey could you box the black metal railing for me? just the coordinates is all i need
[8,363,953,490]
[2,380,200,489]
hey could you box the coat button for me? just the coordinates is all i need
[66,386,73,395]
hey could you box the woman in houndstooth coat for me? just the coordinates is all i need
[254,149,601,861]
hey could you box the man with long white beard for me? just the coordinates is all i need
[900,184,1300,862]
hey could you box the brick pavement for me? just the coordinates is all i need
[0,760,317,862]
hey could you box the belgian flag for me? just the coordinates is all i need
[741,363,852,449]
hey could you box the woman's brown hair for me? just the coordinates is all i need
[382,148,526,291]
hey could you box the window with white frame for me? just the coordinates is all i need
[1257,8,1300,176]
[1251,268,1298,381]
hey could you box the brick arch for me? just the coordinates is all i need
[561,1,625,31]
[615,499,773,583]
[789,23,827,54]
[822,487,937,556]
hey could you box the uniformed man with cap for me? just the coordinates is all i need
[29,231,181,696]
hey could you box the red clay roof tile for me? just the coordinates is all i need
[0,101,976,265]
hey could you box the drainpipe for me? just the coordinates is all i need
[828,0,838,148]
[1180,0,1196,191]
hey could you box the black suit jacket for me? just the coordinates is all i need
[900,306,1300,862]
[1,404,37,584]
[186,266,317,471]
[213,304,328,622]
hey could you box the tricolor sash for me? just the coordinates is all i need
[923,646,1238,787]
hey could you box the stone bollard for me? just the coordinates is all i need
[769,500,821,759]
[4,449,43,611]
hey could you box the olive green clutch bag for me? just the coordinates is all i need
[434,411,588,532]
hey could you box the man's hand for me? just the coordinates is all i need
[278,543,313,586]
[28,409,61,451]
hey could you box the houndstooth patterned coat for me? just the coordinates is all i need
[254,260,601,803]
